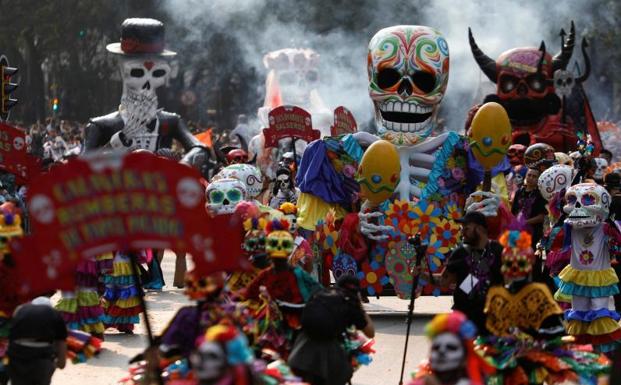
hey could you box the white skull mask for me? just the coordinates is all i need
[553,69,574,98]
[564,183,610,228]
[594,157,609,180]
[190,341,226,381]
[214,164,263,199]
[538,164,575,202]
[120,57,170,95]
[206,178,247,215]
[429,332,465,373]
[368,25,449,146]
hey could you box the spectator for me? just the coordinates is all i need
[511,167,547,248]
[440,211,503,334]
[8,296,68,385]
[288,275,374,385]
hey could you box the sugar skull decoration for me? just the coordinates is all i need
[265,219,294,259]
[524,143,556,171]
[555,151,573,166]
[564,183,610,228]
[537,164,575,202]
[594,157,609,182]
[368,25,449,146]
[498,229,534,283]
[214,164,263,199]
[356,139,400,206]
[205,178,247,216]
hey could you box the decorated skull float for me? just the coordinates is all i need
[368,25,449,146]
[213,164,263,199]
[205,178,247,216]
[564,183,610,228]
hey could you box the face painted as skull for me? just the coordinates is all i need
[206,178,247,216]
[265,230,294,259]
[429,332,465,373]
[368,26,449,146]
[190,341,226,381]
[564,183,610,228]
[594,158,609,181]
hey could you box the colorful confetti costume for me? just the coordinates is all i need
[101,251,145,333]
[56,256,106,336]
[557,223,621,352]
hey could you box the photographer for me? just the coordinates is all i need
[288,275,374,385]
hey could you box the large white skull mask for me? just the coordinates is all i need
[564,183,610,228]
[594,157,609,181]
[190,341,226,381]
[120,57,170,95]
[214,164,263,199]
[368,25,449,146]
[206,178,247,216]
[538,164,575,202]
[429,332,465,373]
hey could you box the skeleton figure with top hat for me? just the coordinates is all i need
[83,18,208,167]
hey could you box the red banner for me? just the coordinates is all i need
[0,122,40,184]
[330,106,357,136]
[263,105,320,147]
[11,152,246,294]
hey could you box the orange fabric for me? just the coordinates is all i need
[195,129,213,147]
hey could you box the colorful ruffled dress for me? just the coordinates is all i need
[56,256,105,336]
[557,223,621,352]
[101,251,145,333]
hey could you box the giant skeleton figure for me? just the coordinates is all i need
[353,26,499,240]
[84,18,208,166]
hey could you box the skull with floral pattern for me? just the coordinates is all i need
[265,219,294,259]
[205,178,247,216]
[367,25,449,146]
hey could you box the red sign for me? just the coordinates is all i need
[12,152,246,289]
[330,106,357,136]
[0,122,40,184]
[263,105,320,147]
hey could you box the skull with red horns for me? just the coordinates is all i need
[469,22,578,150]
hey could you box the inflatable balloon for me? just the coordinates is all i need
[356,140,400,206]
[469,102,512,170]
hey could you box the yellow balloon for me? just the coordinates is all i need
[357,140,401,205]
[469,102,512,170]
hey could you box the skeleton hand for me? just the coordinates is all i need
[359,211,393,241]
[465,191,500,217]
[111,90,160,150]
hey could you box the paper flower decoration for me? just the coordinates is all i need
[357,260,389,296]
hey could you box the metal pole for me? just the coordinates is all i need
[398,233,428,385]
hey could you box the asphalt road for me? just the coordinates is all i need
[51,252,450,385]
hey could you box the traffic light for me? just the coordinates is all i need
[0,55,18,121]
[52,98,59,112]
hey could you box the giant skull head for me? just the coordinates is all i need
[564,183,610,228]
[263,48,320,107]
[537,164,575,202]
[120,57,170,96]
[214,164,263,199]
[206,178,247,216]
[507,144,526,167]
[368,26,449,146]
[429,332,465,373]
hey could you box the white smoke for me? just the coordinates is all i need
[162,0,606,133]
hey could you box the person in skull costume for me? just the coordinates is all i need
[270,167,298,209]
[84,18,208,167]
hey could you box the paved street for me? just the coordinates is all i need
[52,252,453,385]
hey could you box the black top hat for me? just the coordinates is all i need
[106,18,176,57]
